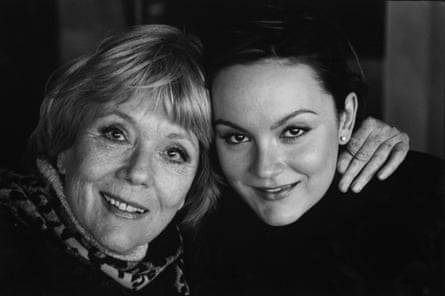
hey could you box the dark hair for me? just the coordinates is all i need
[206,17,367,116]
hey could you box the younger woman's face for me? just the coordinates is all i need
[212,61,344,226]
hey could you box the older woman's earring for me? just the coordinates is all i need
[56,154,66,175]
[339,136,348,144]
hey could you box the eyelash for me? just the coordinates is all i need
[163,145,190,164]
[222,133,251,145]
[100,125,128,143]
[280,126,309,141]
[99,125,191,164]
[221,126,310,145]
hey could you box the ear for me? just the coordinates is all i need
[338,92,358,145]
[56,152,67,175]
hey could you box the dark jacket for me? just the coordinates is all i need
[187,151,444,296]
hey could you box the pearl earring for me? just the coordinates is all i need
[340,136,347,143]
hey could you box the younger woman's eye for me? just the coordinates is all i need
[100,126,128,143]
[163,146,190,164]
[223,134,251,145]
[281,127,308,140]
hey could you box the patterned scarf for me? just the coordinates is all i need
[0,159,190,294]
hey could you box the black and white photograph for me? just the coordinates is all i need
[0,1,443,295]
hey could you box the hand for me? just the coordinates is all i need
[337,117,409,193]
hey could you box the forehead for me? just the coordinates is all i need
[96,92,162,122]
[212,61,335,120]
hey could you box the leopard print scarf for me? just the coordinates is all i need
[0,159,190,294]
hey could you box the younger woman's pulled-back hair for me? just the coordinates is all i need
[206,16,367,117]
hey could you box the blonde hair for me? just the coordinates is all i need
[29,24,218,226]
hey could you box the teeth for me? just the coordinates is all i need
[103,194,146,214]
[265,187,283,193]
[263,183,295,193]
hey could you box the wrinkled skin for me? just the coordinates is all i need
[337,117,410,193]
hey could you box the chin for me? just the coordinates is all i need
[98,233,146,258]
[258,208,304,227]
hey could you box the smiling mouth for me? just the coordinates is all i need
[252,181,300,201]
[101,192,148,215]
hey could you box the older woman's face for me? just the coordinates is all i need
[212,61,341,226]
[58,95,199,256]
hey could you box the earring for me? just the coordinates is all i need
[56,154,66,175]
[339,136,347,144]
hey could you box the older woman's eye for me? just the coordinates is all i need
[281,127,308,140]
[163,146,190,164]
[224,134,250,145]
[100,126,127,143]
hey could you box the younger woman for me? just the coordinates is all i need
[193,17,444,295]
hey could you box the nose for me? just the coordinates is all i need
[118,144,154,187]
[249,142,284,179]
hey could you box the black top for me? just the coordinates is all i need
[187,151,444,296]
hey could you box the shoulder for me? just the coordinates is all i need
[0,168,48,217]
[0,168,46,189]
[0,202,43,294]
[0,169,39,235]
[360,151,444,202]
[0,169,49,292]
[392,150,443,182]
[323,152,444,294]
[0,168,47,204]
[346,151,444,228]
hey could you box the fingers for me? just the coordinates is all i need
[347,133,408,192]
[376,133,409,180]
[337,117,410,193]
[338,147,372,193]
[337,149,354,174]
[338,118,385,192]
[337,117,380,174]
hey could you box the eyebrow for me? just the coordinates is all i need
[102,110,137,126]
[271,109,318,129]
[166,133,199,150]
[214,119,249,133]
[214,109,318,131]
[101,110,199,149]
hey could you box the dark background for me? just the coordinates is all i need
[0,0,443,170]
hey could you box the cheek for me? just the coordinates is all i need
[291,129,339,185]
[294,146,337,175]
[66,137,128,188]
[63,174,98,225]
[61,144,118,213]
[73,146,118,180]
[155,164,198,208]
[215,141,245,181]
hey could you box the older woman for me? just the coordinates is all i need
[0,24,218,295]
[193,17,444,295]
